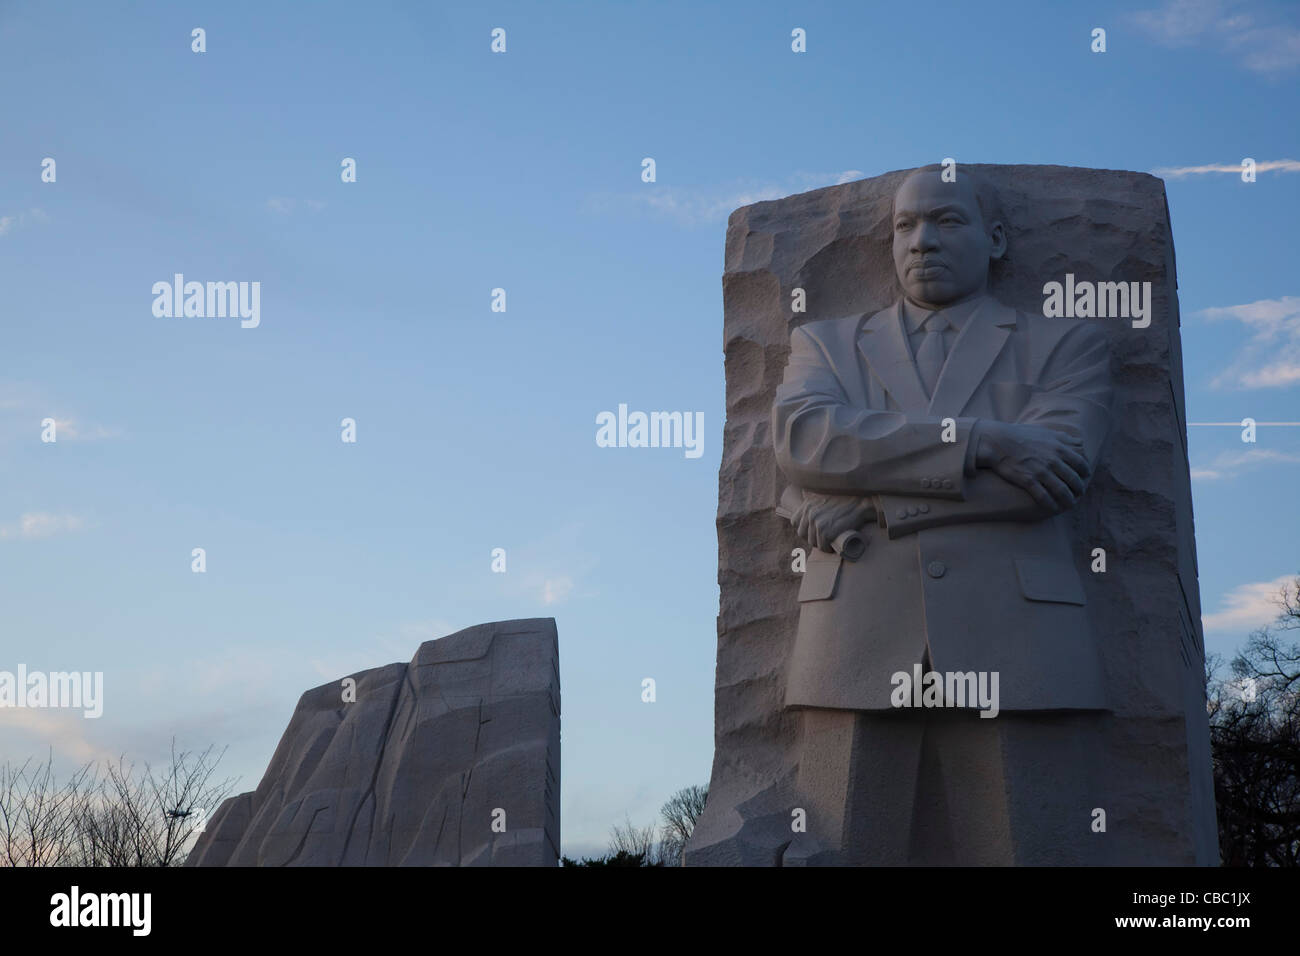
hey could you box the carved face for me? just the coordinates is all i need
[891,171,1004,309]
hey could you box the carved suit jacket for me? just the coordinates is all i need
[772,294,1113,712]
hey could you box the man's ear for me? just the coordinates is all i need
[988,220,1007,261]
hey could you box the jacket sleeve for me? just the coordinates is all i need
[874,320,1113,537]
[772,324,977,498]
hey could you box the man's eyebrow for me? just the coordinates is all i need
[893,203,971,219]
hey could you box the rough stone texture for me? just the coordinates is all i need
[686,165,1217,866]
[187,618,560,866]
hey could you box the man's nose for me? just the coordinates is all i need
[911,220,940,252]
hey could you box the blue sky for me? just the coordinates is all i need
[1,0,1297,860]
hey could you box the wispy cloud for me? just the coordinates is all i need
[0,513,86,540]
[0,708,118,765]
[1197,296,1300,389]
[1191,447,1300,480]
[542,577,574,605]
[585,169,865,227]
[1203,574,1297,632]
[46,418,123,441]
[1131,0,1300,74]
[0,391,123,446]
[1133,0,1226,42]
[267,197,326,215]
[0,208,51,238]
[1152,158,1300,178]
[492,521,602,607]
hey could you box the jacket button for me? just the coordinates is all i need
[897,508,907,519]
[907,505,918,516]
[921,478,931,488]
[927,560,947,578]
[919,504,930,514]
[942,478,953,489]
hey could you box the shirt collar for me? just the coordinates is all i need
[900,294,987,334]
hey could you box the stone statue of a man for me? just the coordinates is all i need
[773,166,1113,865]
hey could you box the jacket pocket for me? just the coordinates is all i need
[798,550,842,602]
[1014,557,1086,606]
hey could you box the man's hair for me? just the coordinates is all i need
[898,164,1004,232]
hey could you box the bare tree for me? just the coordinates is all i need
[608,815,667,865]
[1208,576,1300,866]
[0,740,235,867]
[658,784,708,866]
[601,785,710,867]
[0,753,94,867]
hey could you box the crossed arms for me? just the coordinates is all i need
[773,319,1112,547]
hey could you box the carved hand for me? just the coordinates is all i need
[794,492,875,553]
[974,420,1090,513]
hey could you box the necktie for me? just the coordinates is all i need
[914,312,948,398]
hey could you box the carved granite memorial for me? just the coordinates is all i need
[687,164,1217,866]
[186,618,560,867]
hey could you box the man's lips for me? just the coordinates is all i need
[909,262,947,278]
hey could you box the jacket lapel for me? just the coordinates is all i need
[927,298,1017,416]
[857,303,930,411]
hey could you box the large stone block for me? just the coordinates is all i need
[687,165,1217,866]
[187,618,560,867]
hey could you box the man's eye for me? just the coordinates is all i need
[940,217,961,225]
[894,220,911,230]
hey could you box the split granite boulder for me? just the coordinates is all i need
[186,618,560,866]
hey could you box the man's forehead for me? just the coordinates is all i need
[893,173,979,216]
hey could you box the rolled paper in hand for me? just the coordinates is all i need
[832,529,866,561]
[776,487,869,561]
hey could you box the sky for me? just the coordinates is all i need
[1,0,1297,861]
